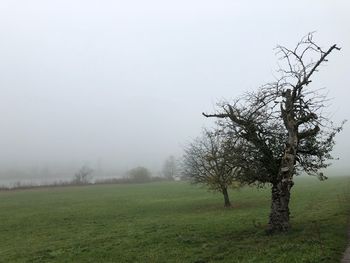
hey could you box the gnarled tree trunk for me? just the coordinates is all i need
[268,180,293,233]
[268,89,297,233]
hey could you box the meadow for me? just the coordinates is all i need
[0,176,349,262]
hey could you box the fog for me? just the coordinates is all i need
[0,0,349,184]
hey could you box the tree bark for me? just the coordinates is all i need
[267,88,297,233]
[222,187,231,208]
[268,180,293,233]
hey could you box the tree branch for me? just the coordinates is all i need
[298,125,320,139]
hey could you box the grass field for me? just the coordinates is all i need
[0,176,349,263]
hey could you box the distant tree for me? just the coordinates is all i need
[203,33,344,232]
[182,129,241,207]
[127,166,152,183]
[162,156,179,180]
[73,165,93,185]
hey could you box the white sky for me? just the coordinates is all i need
[0,0,349,176]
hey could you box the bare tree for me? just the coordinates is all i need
[203,33,344,232]
[182,129,241,207]
[73,165,94,185]
[162,155,178,180]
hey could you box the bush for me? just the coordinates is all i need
[126,166,152,183]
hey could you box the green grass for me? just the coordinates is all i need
[0,176,349,263]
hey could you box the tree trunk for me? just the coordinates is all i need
[222,187,231,208]
[268,180,293,233]
[267,88,297,233]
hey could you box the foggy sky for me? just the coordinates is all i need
[0,0,349,180]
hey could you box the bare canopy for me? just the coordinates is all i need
[203,33,343,233]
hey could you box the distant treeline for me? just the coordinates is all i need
[95,176,169,185]
[0,166,179,191]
